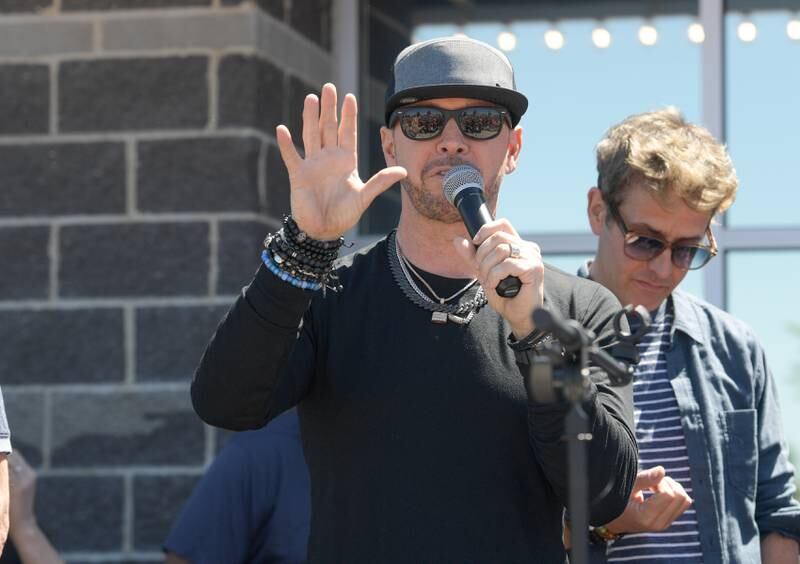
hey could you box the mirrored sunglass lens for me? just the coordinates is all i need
[459,109,503,139]
[626,235,664,260]
[401,109,444,139]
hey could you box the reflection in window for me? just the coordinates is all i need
[726,10,800,228]
[728,251,800,458]
[415,12,700,233]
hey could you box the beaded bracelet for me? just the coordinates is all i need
[266,235,336,279]
[260,216,345,293]
[261,250,323,291]
[272,235,339,267]
[283,216,344,251]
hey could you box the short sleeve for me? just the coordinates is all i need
[163,439,264,564]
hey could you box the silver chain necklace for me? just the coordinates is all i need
[398,249,478,305]
[387,230,487,325]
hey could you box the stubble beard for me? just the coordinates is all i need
[401,171,502,225]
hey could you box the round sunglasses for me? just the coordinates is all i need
[388,106,510,141]
[608,204,717,270]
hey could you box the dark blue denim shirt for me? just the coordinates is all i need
[579,263,800,563]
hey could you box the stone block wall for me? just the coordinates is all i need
[359,0,411,234]
[0,0,333,560]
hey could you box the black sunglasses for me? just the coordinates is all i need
[388,106,510,141]
[608,204,718,270]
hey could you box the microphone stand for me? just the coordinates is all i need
[529,307,643,564]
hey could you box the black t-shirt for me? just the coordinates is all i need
[192,236,637,563]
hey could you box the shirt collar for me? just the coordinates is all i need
[577,259,704,345]
[669,289,705,344]
[577,259,592,280]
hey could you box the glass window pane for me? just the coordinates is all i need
[677,267,704,301]
[728,251,800,459]
[415,12,700,233]
[543,253,592,276]
[725,11,800,228]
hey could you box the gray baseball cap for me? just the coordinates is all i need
[385,36,529,127]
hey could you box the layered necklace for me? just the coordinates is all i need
[387,230,487,325]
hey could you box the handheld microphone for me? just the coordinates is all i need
[443,165,522,298]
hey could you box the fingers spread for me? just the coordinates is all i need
[302,94,321,156]
[339,93,358,152]
[276,125,302,176]
[319,83,339,149]
[361,166,407,207]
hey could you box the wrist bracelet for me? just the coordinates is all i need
[260,215,345,294]
[589,525,622,546]
[283,216,344,250]
[261,250,323,291]
[507,328,549,352]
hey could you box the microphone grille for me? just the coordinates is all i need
[442,165,484,205]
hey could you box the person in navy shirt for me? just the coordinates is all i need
[164,408,309,564]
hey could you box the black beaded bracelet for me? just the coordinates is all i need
[272,237,338,269]
[507,328,549,352]
[267,236,335,275]
[283,216,344,251]
[262,218,344,293]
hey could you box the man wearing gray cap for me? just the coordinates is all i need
[191,36,638,562]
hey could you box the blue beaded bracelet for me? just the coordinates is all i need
[261,250,323,291]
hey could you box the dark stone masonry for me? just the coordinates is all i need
[0,0,409,560]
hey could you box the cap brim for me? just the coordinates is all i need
[385,84,529,127]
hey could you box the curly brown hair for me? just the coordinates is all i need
[596,107,738,216]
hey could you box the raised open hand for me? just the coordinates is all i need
[276,83,407,241]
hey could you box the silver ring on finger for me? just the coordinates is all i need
[508,243,522,260]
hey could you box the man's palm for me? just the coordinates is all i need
[276,83,406,240]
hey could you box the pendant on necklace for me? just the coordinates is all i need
[447,313,468,325]
[431,311,448,324]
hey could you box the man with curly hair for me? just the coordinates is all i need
[580,108,800,562]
